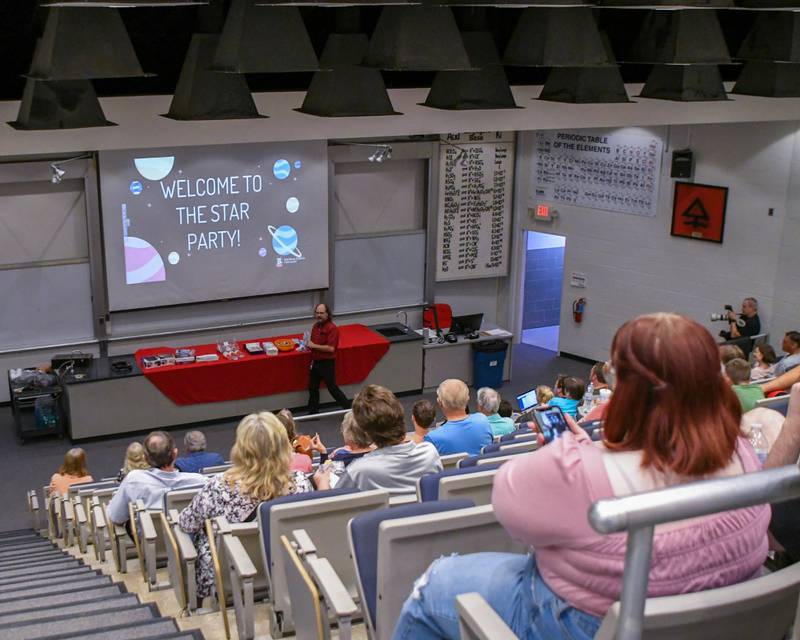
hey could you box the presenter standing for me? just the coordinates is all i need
[306,303,350,415]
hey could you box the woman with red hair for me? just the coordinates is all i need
[393,313,769,640]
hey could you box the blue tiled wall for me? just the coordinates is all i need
[522,247,564,329]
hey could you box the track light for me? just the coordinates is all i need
[50,165,66,183]
[49,154,92,183]
[368,145,392,163]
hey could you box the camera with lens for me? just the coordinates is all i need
[711,305,745,328]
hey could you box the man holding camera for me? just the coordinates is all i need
[719,297,761,340]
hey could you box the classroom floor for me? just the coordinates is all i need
[521,325,560,352]
[0,342,590,533]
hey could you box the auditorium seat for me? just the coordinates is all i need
[71,481,118,554]
[499,428,534,442]
[258,488,390,638]
[456,464,800,640]
[92,487,136,570]
[200,463,232,475]
[481,434,538,454]
[417,466,501,505]
[458,443,537,468]
[348,500,523,640]
[440,452,469,469]
[281,530,358,640]
[755,394,789,415]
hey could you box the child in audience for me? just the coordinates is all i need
[751,344,777,382]
[497,399,514,419]
[276,408,325,473]
[50,448,93,496]
[727,358,766,413]
[549,377,585,418]
[536,385,554,405]
[117,441,150,481]
[720,344,746,365]
[329,410,374,465]
[409,400,436,443]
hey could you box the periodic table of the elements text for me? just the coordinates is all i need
[436,131,514,281]
[532,129,663,218]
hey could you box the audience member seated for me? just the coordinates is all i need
[276,408,323,473]
[751,343,778,382]
[498,399,514,419]
[393,312,769,640]
[314,385,441,495]
[764,382,800,562]
[106,431,207,527]
[180,412,312,602]
[117,442,151,482]
[720,343,746,365]
[328,410,374,464]
[536,385,554,406]
[477,387,515,437]
[409,400,436,444]
[761,364,800,395]
[549,375,585,419]
[50,448,93,497]
[174,431,225,473]
[774,331,800,378]
[424,379,493,455]
[727,358,766,413]
[589,361,608,392]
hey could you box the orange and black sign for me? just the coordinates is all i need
[671,181,728,244]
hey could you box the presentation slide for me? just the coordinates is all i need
[99,141,328,311]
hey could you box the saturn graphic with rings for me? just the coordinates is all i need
[268,224,303,258]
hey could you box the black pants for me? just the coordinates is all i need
[307,359,350,414]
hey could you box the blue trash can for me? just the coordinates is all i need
[472,340,508,389]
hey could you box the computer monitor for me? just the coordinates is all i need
[516,387,539,412]
[451,313,483,335]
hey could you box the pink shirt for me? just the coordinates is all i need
[492,433,769,617]
[290,452,313,474]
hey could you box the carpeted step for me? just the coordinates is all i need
[0,584,125,615]
[0,548,62,561]
[0,570,103,593]
[42,618,182,640]
[0,536,45,548]
[0,551,67,567]
[0,560,82,581]
[0,531,39,541]
[0,541,55,553]
[0,603,158,640]
[0,593,139,626]
[0,555,76,572]
[0,566,96,588]
[0,575,112,603]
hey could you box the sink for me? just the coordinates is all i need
[376,326,407,338]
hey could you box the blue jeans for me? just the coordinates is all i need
[392,552,601,640]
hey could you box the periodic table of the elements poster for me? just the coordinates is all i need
[436,131,514,281]
[532,129,663,218]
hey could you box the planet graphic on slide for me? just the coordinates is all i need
[268,225,302,258]
[273,159,291,180]
[286,197,300,213]
[130,181,143,195]
[134,156,175,181]
[124,236,166,284]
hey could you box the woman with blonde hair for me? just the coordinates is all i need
[179,412,311,601]
[50,448,93,496]
[116,442,150,481]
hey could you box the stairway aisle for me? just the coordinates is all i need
[0,529,203,640]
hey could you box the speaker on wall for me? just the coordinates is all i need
[671,149,694,179]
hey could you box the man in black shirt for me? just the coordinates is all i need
[720,297,761,341]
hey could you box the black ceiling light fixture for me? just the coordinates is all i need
[422,31,520,110]
[212,0,318,73]
[503,7,614,68]
[363,5,473,71]
[27,8,149,80]
[9,78,115,130]
[164,34,264,120]
[297,33,401,117]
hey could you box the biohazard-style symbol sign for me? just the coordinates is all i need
[680,197,710,229]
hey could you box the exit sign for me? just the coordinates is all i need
[532,204,553,221]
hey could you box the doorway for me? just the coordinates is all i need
[521,231,565,352]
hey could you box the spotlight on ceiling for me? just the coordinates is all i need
[50,165,66,184]
[49,155,92,184]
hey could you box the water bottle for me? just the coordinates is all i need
[748,423,769,465]
[582,383,595,416]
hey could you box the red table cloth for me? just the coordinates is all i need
[135,324,390,406]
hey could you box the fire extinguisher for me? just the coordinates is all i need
[573,298,586,323]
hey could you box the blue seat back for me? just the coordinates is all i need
[418,465,502,502]
[349,499,475,627]
[459,446,534,468]
[482,434,538,454]
[258,488,360,568]
[500,427,533,442]
[762,396,790,416]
